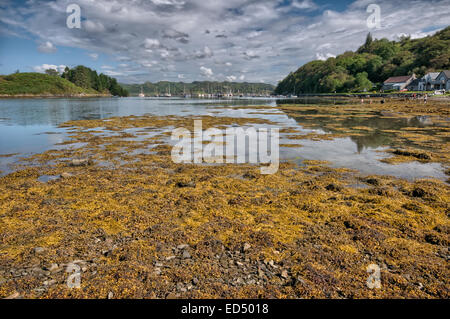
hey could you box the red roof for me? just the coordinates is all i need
[384,75,413,84]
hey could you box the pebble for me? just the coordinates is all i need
[33,247,45,254]
[154,268,162,275]
[281,270,289,279]
[182,251,191,259]
[192,278,199,285]
[166,256,176,261]
[177,244,189,250]
[70,159,92,167]
[43,279,56,286]
[48,263,59,272]
[108,291,114,299]
[4,292,20,299]
[60,172,74,179]
[243,243,252,252]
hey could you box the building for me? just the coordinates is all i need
[383,75,416,91]
[407,79,420,91]
[435,71,450,91]
[418,72,440,91]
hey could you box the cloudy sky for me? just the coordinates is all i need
[0,0,449,84]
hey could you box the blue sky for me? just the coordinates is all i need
[0,0,449,84]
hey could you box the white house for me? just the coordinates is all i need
[435,71,450,91]
[418,72,440,91]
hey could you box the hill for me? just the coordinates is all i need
[122,81,275,96]
[62,66,129,97]
[0,73,99,96]
[275,26,450,94]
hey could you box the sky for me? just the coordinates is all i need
[0,0,449,84]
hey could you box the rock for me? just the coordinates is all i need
[258,268,265,278]
[43,279,56,286]
[243,243,252,252]
[70,159,93,167]
[177,244,189,250]
[295,276,306,285]
[155,262,163,268]
[154,268,162,276]
[326,183,342,192]
[47,263,59,272]
[33,247,45,254]
[176,283,184,291]
[165,256,176,261]
[4,292,20,299]
[108,291,114,299]
[182,251,191,259]
[60,172,74,179]
[281,270,289,279]
[192,278,199,285]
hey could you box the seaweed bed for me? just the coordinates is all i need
[0,100,449,299]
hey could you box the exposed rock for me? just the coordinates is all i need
[33,247,45,254]
[70,159,93,167]
[60,172,74,179]
[177,244,189,250]
[326,183,342,192]
[281,270,289,279]
[4,292,20,299]
[43,279,56,286]
[182,251,192,259]
[165,256,176,261]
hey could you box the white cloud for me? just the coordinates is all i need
[37,41,56,53]
[144,38,160,49]
[84,20,106,33]
[2,0,449,84]
[88,53,99,60]
[33,64,66,74]
[292,0,318,10]
[200,66,213,78]
[226,75,237,82]
[315,52,336,61]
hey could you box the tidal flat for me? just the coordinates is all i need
[0,99,448,299]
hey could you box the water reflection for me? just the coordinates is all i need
[0,97,447,181]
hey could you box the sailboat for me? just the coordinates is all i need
[139,86,145,98]
[164,83,172,98]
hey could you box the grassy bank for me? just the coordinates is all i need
[0,73,102,97]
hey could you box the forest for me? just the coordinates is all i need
[275,26,450,94]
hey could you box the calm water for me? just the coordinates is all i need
[0,97,447,181]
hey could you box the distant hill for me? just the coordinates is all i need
[275,26,450,94]
[0,73,99,96]
[121,81,275,96]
